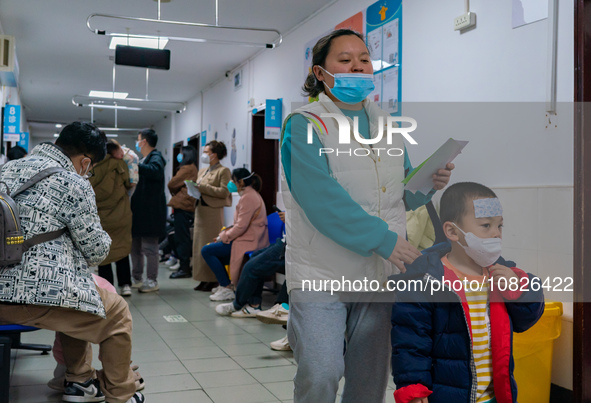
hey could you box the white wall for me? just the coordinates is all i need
[154,0,575,390]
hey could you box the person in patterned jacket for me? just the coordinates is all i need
[0,122,144,403]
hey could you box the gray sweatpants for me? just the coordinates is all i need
[131,236,160,281]
[287,290,392,403]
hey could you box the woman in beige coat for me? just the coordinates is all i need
[89,140,134,296]
[192,140,232,291]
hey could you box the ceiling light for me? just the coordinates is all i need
[73,95,186,113]
[88,104,142,111]
[98,127,142,132]
[89,91,129,99]
[109,36,168,50]
[106,134,119,137]
[53,133,59,137]
[55,124,62,128]
[87,0,283,50]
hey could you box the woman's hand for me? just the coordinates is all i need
[387,237,421,273]
[432,163,454,190]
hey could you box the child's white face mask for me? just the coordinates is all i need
[453,223,502,268]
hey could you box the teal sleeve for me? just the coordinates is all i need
[403,148,436,211]
[281,114,398,259]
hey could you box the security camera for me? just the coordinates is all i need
[225,71,230,78]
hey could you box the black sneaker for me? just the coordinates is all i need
[126,392,146,403]
[62,378,105,402]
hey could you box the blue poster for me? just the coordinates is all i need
[18,132,29,151]
[264,99,282,140]
[201,130,207,146]
[3,104,21,136]
[366,0,402,115]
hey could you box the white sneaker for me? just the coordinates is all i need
[231,305,261,318]
[256,303,289,325]
[270,335,291,351]
[168,261,180,271]
[120,285,132,297]
[131,279,143,289]
[138,279,159,293]
[164,256,178,266]
[215,302,237,316]
[125,392,145,403]
[209,287,235,301]
[210,285,220,294]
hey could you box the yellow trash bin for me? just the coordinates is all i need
[512,301,562,403]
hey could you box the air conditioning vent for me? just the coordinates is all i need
[0,35,19,87]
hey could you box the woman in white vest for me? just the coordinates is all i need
[280,29,453,402]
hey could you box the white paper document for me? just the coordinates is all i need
[403,138,468,194]
[185,180,201,199]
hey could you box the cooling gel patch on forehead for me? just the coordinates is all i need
[473,198,503,218]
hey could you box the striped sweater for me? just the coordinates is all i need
[442,256,495,402]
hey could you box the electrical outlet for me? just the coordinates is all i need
[454,12,476,31]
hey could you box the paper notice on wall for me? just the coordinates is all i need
[368,73,382,103]
[512,0,548,28]
[367,27,383,71]
[185,180,201,199]
[403,138,468,194]
[382,67,399,114]
[382,18,399,65]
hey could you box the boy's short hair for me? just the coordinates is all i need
[440,182,497,224]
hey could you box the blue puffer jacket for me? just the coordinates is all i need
[390,243,544,403]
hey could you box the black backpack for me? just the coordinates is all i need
[0,166,67,265]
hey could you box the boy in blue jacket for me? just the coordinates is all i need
[391,182,544,403]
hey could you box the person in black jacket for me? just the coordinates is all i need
[130,128,167,293]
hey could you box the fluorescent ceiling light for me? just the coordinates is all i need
[89,91,129,99]
[106,134,119,137]
[53,133,59,137]
[109,36,168,50]
[55,124,62,128]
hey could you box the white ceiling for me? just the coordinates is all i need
[0,0,333,138]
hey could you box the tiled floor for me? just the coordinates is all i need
[7,264,396,402]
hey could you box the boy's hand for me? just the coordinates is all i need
[489,264,519,288]
[432,162,454,190]
[278,211,286,223]
[388,237,421,273]
[409,398,429,403]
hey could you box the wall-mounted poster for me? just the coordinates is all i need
[366,0,402,115]
[512,0,549,28]
[234,70,243,90]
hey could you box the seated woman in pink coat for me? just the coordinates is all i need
[203,168,269,302]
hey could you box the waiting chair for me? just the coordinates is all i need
[0,324,52,403]
[0,324,52,354]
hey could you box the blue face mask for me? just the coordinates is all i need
[135,141,142,153]
[176,153,183,163]
[319,66,375,104]
[227,181,238,193]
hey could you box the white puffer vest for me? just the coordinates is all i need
[281,93,407,292]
